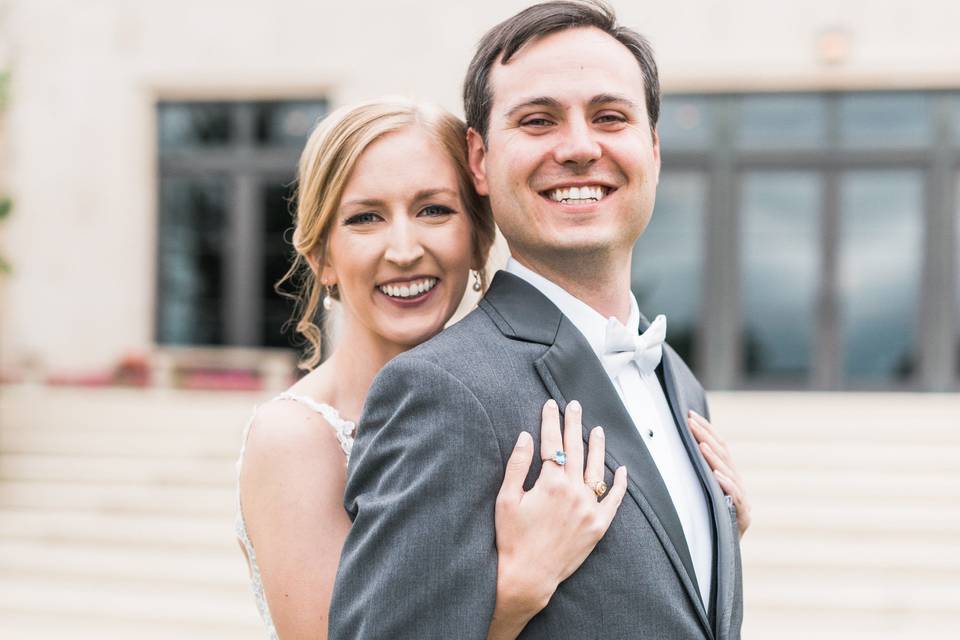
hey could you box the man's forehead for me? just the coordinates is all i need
[486,27,645,106]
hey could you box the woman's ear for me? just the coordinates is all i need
[306,248,337,288]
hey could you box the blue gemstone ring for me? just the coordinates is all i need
[543,450,567,466]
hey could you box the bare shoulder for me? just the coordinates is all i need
[240,398,348,498]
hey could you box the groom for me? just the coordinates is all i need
[330,2,743,638]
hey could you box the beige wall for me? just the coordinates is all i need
[1,0,959,373]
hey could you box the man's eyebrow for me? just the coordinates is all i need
[503,94,641,120]
[503,96,564,120]
[589,93,641,110]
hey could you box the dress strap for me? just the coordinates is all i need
[272,391,355,459]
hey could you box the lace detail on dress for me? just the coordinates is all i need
[235,393,356,639]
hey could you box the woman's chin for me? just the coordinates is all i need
[380,322,447,351]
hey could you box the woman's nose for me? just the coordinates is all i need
[383,219,425,267]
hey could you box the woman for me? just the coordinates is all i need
[237,99,750,639]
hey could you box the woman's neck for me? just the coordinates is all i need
[300,312,408,423]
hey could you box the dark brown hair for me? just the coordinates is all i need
[463,0,660,142]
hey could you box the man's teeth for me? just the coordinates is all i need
[547,185,608,203]
[378,278,438,299]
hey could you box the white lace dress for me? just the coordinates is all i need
[235,391,356,639]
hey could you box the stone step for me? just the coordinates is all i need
[0,508,230,549]
[742,607,958,640]
[742,534,960,574]
[742,570,960,614]
[0,480,235,516]
[0,610,263,640]
[0,539,247,589]
[711,392,960,442]
[0,453,236,486]
[751,500,960,535]
[0,574,262,630]
[729,441,960,472]
[0,428,240,458]
[743,468,960,501]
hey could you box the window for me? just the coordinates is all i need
[839,171,923,383]
[156,100,328,349]
[740,172,821,383]
[655,90,960,390]
[632,172,706,368]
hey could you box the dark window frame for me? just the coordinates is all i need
[655,90,960,391]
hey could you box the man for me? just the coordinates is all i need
[329,2,743,638]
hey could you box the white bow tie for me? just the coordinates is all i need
[601,314,667,379]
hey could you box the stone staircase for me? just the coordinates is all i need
[711,392,960,640]
[0,385,264,639]
[0,385,957,638]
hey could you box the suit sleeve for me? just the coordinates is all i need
[328,355,503,639]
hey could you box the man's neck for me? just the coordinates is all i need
[509,252,633,323]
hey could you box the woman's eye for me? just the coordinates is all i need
[344,212,381,225]
[419,204,454,217]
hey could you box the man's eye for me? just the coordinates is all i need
[420,204,454,217]
[521,117,554,127]
[344,212,381,225]
[596,113,627,124]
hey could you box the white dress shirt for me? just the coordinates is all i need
[505,258,714,607]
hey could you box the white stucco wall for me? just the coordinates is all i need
[1,0,959,373]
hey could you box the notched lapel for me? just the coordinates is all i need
[661,347,736,640]
[536,318,711,637]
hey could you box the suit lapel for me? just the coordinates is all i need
[660,348,736,640]
[481,272,712,637]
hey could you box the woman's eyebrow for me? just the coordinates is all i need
[411,188,459,201]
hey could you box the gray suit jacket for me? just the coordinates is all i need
[329,271,743,639]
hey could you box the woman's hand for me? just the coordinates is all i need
[486,399,627,640]
[687,409,751,539]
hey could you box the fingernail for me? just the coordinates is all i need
[595,426,604,438]
[545,399,557,409]
[516,431,531,447]
[568,400,581,412]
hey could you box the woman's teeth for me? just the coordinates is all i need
[378,277,438,299]
[547,185,608,203]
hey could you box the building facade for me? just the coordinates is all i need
[1,0,959,392]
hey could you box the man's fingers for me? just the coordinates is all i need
[539,400,564,472]
[563,400,585,480]
[598,465,628,522]
[499,431,533,502]
[584,426,605,485]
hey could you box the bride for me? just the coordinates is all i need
[236,99,750,639]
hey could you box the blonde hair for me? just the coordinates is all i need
[277,98,495,370]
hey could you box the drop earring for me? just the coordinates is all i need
[472,270,484,292]
[323,284,336,310]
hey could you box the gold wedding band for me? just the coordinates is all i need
[587,479,608,498]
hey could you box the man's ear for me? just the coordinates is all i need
[467,128,490,196]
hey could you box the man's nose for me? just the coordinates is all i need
[383,218,425,267]
[553,118,602,168]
